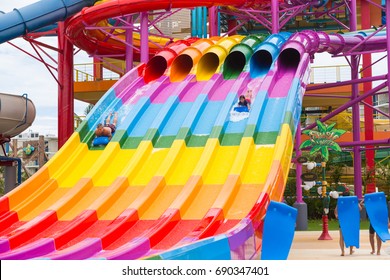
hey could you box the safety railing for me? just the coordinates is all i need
[74,62,122,82]
[309,64,362,84]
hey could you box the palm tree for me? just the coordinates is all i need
[300,120,345,161]
[84,104,94,116]
[300,120,346,240]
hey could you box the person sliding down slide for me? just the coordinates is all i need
[95,112,118,140]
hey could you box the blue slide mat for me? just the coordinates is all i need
[261,201,297,260]
[337,196,360,248]
[364,192,390,242]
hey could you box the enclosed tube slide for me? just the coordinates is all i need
[249,32,290,78]
[0,93,36,140]
[0,0,97,44]
[196,36,243,81]
[222,35,264,79]
[143,38,197,83]
[293,29,389,55]
[169,38,217,82]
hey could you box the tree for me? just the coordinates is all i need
[84,104,94,116]
[375,161,390,196]
[299,120,346,240]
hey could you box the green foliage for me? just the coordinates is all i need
[84,104,94,116]
[306,219,370,231]
[0,166,4,196]
[373,162,390,196]
[300,120,346,161]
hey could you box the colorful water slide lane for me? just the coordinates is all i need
[2,1,386,261]
[0,28,307,259]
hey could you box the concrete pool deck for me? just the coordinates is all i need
[288,229,390,260]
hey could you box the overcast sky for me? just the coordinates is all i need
[0,1,388,137]
[0,1,91,136]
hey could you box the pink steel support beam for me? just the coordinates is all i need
[208,6,219,37]
[304,82,388,130]
[362,0,376,194]
[350,0,363,199]
[279,4,310,28]
[339,139,390,147]
[295,122,303,203]
[304,94,351,99]
[58,22,74,148]
[360,101,390,119]
[387,0,390,115]
[140,12,149,63]
[306,74,387,91]
[226,20,246,36]
[126,16,134,72]
[92,56,125,76]
[271,0,279,33]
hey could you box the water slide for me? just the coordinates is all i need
[0,93,36,143]
[0,28,301,259]
[0,0,388,260]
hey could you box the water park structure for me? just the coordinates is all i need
[0,0,389,260]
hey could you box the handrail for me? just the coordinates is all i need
[309,64,362,84]
[74,63,121,82]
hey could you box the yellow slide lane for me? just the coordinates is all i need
[6,133,79,211]
[226,139,275,219]
[6,133,103,220]
[203,145,239,185]
[267,124,294,202]
[166,146,203,186]
[133,140,200,219]
[209,137,275,220]
[241,144,276,184]
[92,144,136,187]
[177,139,237,220]
[142,140,239,219]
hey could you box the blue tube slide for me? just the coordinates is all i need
[0,0,97,44]
[249,32,291,78]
